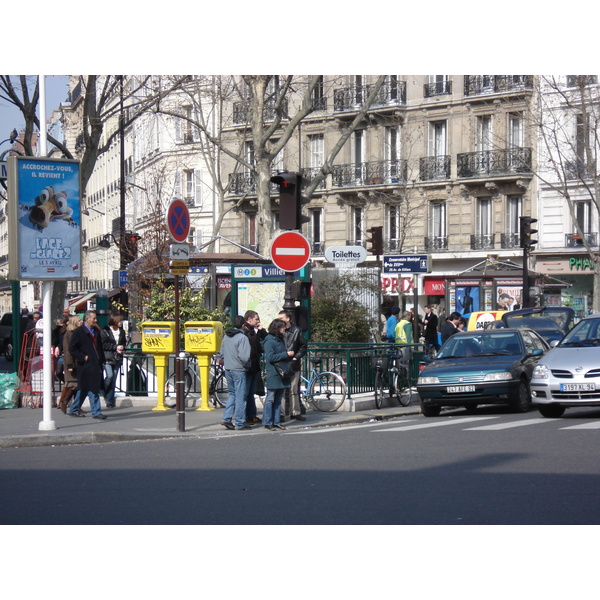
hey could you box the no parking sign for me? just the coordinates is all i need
[166,199,190,243]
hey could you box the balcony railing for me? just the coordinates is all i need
[565,159,597,180]
[424,79,452,97]
[300,167,327,189]
[464,75,533,96]
[425,236,448,251]
[566,232,598,248]
[333,80,406,112]
[332,159,408,188]
[420,155,451,181]
[501,232,520,249]
[385,238,402,253]
[232,98,288,125]
[311,241,325,255]
[457,148,532,178]
[471,234,495,250]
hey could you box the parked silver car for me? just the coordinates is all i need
[531,313,600,417]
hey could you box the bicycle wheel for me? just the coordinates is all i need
[331,361,347,383]
[164,369,192,407]
[210,371,228,408]
[374,370,387,409]
[393,369,413,406]
[308,371,346,412]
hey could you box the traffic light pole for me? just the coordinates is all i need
[523,246,530,309]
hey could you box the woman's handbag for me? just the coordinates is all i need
[274,361,294,381]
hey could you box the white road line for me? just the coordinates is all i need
[285,420,419,435]
[560,421,600,430]
[373,416,498,431]
[464,418,550,430]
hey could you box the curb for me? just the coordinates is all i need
[0,406,422,448]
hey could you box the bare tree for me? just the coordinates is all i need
[535,75,600,311]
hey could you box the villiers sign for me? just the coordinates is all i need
[324,245,367,267]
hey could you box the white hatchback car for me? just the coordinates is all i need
[530,313,600,417]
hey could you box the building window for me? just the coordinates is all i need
[477,115,492,152]
[477,197,493,236]
[507,195,522,235]
[387,204,400,251]
[508,113,524,147]
[431,200,446,238]
[311,76,325,109]
[246,213,257,251]
[311,207,323,253]
[183,169,202,206]
[575,200,591,233]
[309,134,324,168]
[429,121,447,156]
[352,206,363,245]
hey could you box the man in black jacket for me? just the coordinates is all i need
[67,310,107,420]
[242,310,267,424]
[279,309,308,421]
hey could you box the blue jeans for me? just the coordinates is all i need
[68,389,102,417]
[223,369,247,429]
[262,388,284,426]
[103,363,120,406]
[245,370,260,420]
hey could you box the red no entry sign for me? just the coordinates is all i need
[166,199,190,243]
[270,231,311,272]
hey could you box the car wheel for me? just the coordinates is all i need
[420,399,441,417]
[538,404,566,418]
[464,404,478,414]
[510,378,531,413]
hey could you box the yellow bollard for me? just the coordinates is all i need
[195,354,214,411]
[183,321,224,412]
[152,354,171,411]
[140,322,176,412]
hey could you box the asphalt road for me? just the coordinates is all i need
[3,407,600,525]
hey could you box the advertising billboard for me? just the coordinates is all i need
[8,156,82,281]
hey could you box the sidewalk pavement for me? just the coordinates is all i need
[0,394,421,448]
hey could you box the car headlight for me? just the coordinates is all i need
[418,376,440,384]
[532,364,549,379]
[483,372,512,381]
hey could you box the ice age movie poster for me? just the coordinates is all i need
[8,157,82,281]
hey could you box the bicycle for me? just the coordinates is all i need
[371,346,413,409]
[164,353,227,408]
[299,357,347,412]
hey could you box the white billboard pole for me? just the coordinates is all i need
[37,75,56,431]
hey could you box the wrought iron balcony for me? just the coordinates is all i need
[564,159,597,180]
[566,232,598,248]
[334,80,406,112]
[385,238,402,253]
[232,98,288,125]
[425,236,448,251]
[501,232,521,249]
[228,172,281,195]
[424,79,452,97]
[464,75,533,96]
[457,148,532,178]
[471,234,495,250]
[300,167,327,189]
[311,241,325,255]
[332,159,407,188]
[419,155,451,181]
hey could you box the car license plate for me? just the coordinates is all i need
[560,383,596,392]
[447,385,475,393]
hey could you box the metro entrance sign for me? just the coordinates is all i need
[270,231,311,272]
[166,199,190,243]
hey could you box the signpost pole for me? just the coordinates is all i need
[174,273,185,432]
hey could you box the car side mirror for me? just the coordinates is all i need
[531,349,544,357]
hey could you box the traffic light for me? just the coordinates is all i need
[519,216,538,249]
[366,226,383,256]
[270,172,311,230]
[123,232,141,263]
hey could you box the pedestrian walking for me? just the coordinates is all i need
[395,311,413,345]
[423,305,440,352]
[101,315,127,408]
[57,315,82,414]
[67,310,107,420]
[385,305,400,343]
[262,318,294,431]
[440,312,462,344]
[220,315,252,431]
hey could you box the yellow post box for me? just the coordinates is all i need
[141,322,176,411]
[184,321,224,411]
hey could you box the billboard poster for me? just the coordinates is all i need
[8,156,82,281]
[455,284,480,315]
[495,283,523,311]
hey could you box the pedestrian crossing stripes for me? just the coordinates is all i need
[287,415,600,435]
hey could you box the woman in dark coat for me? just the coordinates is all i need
[100,315,127,408]
[262,318,294,431]
[57,315,82,413]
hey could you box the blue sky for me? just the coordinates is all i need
[0,76,69,142]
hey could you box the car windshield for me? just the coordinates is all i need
[503,308,572,332]
[559,318,600,347]
[437,332,522,358]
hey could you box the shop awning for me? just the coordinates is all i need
[67,292,96,312]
